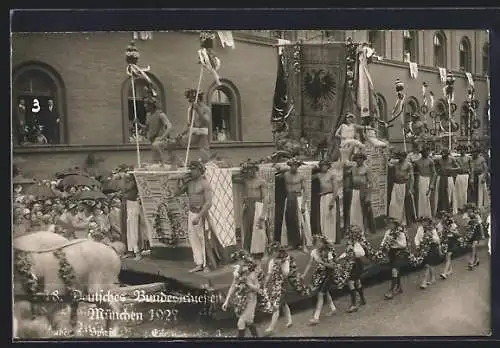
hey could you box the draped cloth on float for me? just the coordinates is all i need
[256,164,276,242]
[350,189,365,234]
[280,194,313,248]
[416,176,432,218]
[469,173,489,210]
[453,174,469,214]
[320,193,336,242]
[133,170,189,247]
[204,164,237,247]
[433,176,454,216]
[389,183,407,224]
[242,198,267,254]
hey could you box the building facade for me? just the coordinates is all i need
[12,30,489,177]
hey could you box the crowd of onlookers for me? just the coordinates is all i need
[13,165,151,260]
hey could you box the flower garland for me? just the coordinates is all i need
[53,250,77,298]
[408,227,434,267]
[266,256,286,312]
[287,256,311,296]
[153,199,179,246]
[457,219,480,249]
[309,246,341,293]
[231,264,250,317]
[14,250,40,296]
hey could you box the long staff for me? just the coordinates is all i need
[184,67,205,167]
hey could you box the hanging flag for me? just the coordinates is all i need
[438,67,447,83]
[465,72,475,87]
[409,62,419,79]
[199,31,222,85]
[217,31,235,49]
[271,53,293,122]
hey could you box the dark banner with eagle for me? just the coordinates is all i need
[271,43,347,142]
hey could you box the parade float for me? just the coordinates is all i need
[120,32,490,315]
[120,34,392,297]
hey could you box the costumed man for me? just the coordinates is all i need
[468,147,489,210]
[302,235,338,325]
[144,93,178,168]
[240,160,269,257]
[454,145,472,214]
[183,89,213,163]
[337,225,368,313]
[344,153,376,236]
[313,159,338,243]
[381,217,408,300]
[175,160,213,273]
[263,242,294,336]
[413,146,436,219]
[388,151,415,225]
[433,149,460,216]
[335,113,370,162]
[274,158,312,251]
[414,217,442,289]
[222,250,261,337]
[122,173,144,260]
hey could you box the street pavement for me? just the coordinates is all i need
[251,248,491,337]
[43,247,490,339]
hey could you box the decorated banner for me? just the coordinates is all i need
[133,170,189,247]
[281,43,347,141]
[364,144,389,217]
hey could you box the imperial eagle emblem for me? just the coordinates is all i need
[303,69,337,111]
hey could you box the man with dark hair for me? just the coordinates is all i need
[184,90,212,162]
[433,149,460,215]
[388,151,414,225]
[454,145,472,213]
[469,147,489,210]
[144,95,177,167]
[413,146,435,218]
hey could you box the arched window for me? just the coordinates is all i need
[368,30,385,57]
[402,30,418,63]
[482,42,489,75]
[375,93,389,138]
[12,62,66,146]
[121,73,165,143]
[459,36,472,72]
[207,79,242,142]
[433,31,447,68]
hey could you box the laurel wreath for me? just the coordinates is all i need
[14,250,40,296]
[53,249,77,296]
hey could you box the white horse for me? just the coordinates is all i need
[13,231,124,338]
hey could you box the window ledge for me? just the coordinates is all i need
[13,141,276,154]
[373,59,488,80]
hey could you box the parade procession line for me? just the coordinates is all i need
[120,213,478,297]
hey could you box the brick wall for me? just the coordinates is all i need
[12,31,278,145]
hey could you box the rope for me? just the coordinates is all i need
[184,66,205,167]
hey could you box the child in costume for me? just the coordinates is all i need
[302,235,338,325]
[465,208,484,270]
[414,217,442,289]
[222,250,261,337]
[381,217,408,300]
[263,242,293,336]
[337,225,368,313]
[438,212,459,279]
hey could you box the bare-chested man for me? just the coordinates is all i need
[183,90,212,162]
[313,159,338,243]
[433,149,460,215]
[275,158,312,250]
[144,95,178,167]
[413,146,436,218]
[469,147,489,210]
[388,152,414,225]
[453,145,472,213]
[176,160,213,272]
[345,153,376,235]
[240,160,268,256]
